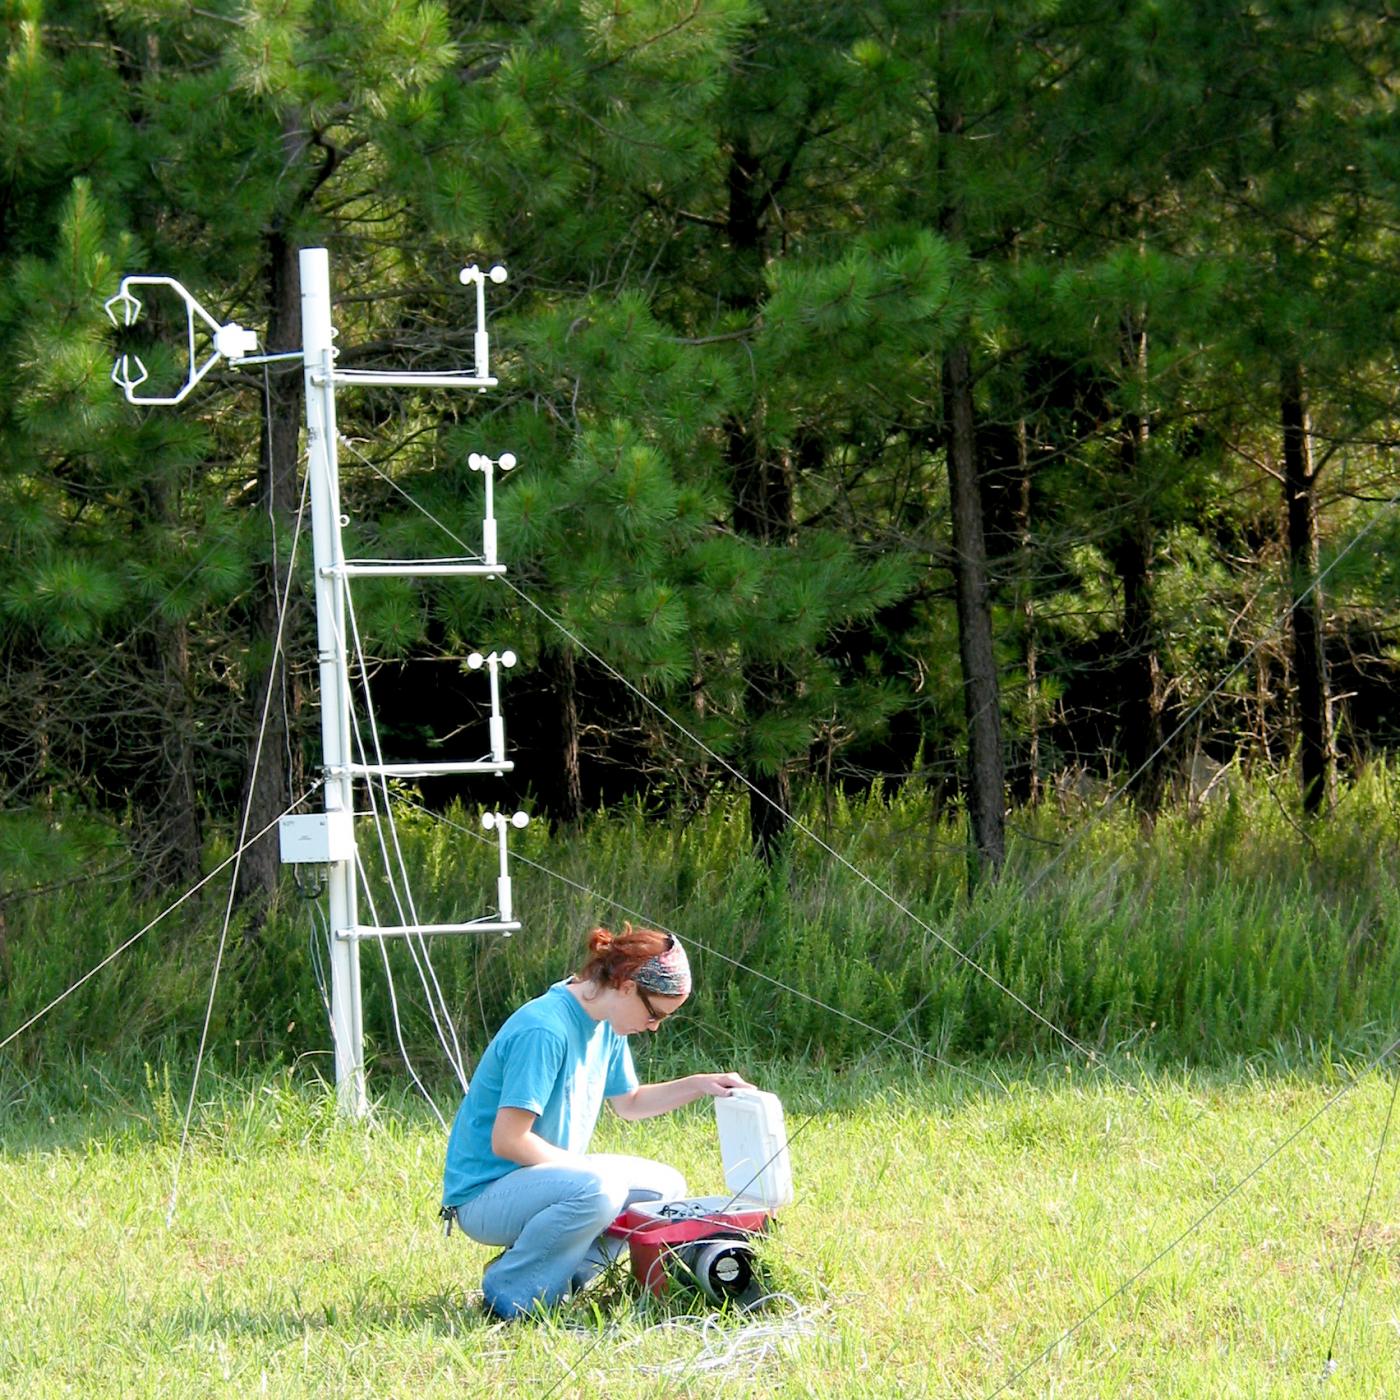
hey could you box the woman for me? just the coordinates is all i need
[442,922,748,1319]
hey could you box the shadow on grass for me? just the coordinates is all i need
[156,1289,503,1341]
[151,1275,727,1345]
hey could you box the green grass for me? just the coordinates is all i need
[2,1054,1397,1398]
[5,774,1400,1392]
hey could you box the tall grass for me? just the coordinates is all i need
[4,764,1400,1080]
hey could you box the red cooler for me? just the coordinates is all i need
[606,1087,794,1306]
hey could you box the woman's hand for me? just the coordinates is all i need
[608,1071,752,1120]
[690,1071,751,1099]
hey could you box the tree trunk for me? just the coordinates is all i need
[149,614,202,889]
[235,228,304,910]
[540,642,584,826]
[1281,359,1334,815]
[943,342,1005,883]
[1111,312,1165,817]
[127,465,203,890]
[937,34,1005,885]
[724,136,796,863]
[1014,416,1040,802]
[727,414,797,862]
[1109,523,1166,814]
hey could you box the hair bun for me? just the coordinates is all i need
[575,922,676,990]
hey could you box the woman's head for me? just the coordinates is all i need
[575,923,691,1033]
[577,922,691,993]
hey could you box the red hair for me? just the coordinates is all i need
[575,922,671,988]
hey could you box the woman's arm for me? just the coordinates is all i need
[608,1072,750,1122]
[490,1106,575,1166]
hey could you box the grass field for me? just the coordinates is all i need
[2,1050,1397,1398]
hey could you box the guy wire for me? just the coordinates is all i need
[0,779,323,1056]
[345,422,1400,1079]
[166,451,312,1228]
[335,432,1400,1389]
[394,792,996,1093]
[1324,1048,1400,1373]
[334,432,1109,1076]
[977,1033,1400,1400]
[421,784,1397,1399]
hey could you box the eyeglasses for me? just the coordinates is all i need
[635,984,679,1025]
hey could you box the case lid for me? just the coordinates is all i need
[714,1087,794,1210]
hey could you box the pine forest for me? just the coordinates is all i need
[4,0,1400,1064]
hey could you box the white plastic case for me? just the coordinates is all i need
[714,1087,794,1210]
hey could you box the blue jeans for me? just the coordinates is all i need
[454,1154,687,1317]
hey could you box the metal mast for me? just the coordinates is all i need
[300,249,365,1115]
[107,249,526,1118]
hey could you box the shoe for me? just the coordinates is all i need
[479,1296,515,1323]
[479,1253,515,1323]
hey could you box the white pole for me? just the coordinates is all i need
[488,652,506,763]
[301,247,367,1119]
[482,456,497,567]
[473,272,489,381]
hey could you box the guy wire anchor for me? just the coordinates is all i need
[103,275,264,406]
[481,810,529,924]
[467,650,517,764]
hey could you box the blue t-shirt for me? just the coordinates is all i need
[442,980,639,1206]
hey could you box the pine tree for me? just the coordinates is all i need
[399,0,930,852]
[0,8,225,885]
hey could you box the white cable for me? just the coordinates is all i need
[334,576,470,1107]
[307,898,334,1033]
[351,790,457,1124]
[351,850,448,1131]
[340,586,470,1092]
[626,1296,823,1377]
[339,583,463,1065]
[333,649,459,1121]
[305,896,356,1103]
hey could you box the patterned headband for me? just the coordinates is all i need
[633,934,691,998]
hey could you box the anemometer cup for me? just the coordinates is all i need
[467,650,516,670]
[459,264,508,286]
[468,452,517,473]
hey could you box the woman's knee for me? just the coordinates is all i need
[637,1161,687,1202]
[578,1153,687,1205]
[570,1169,632,1226]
